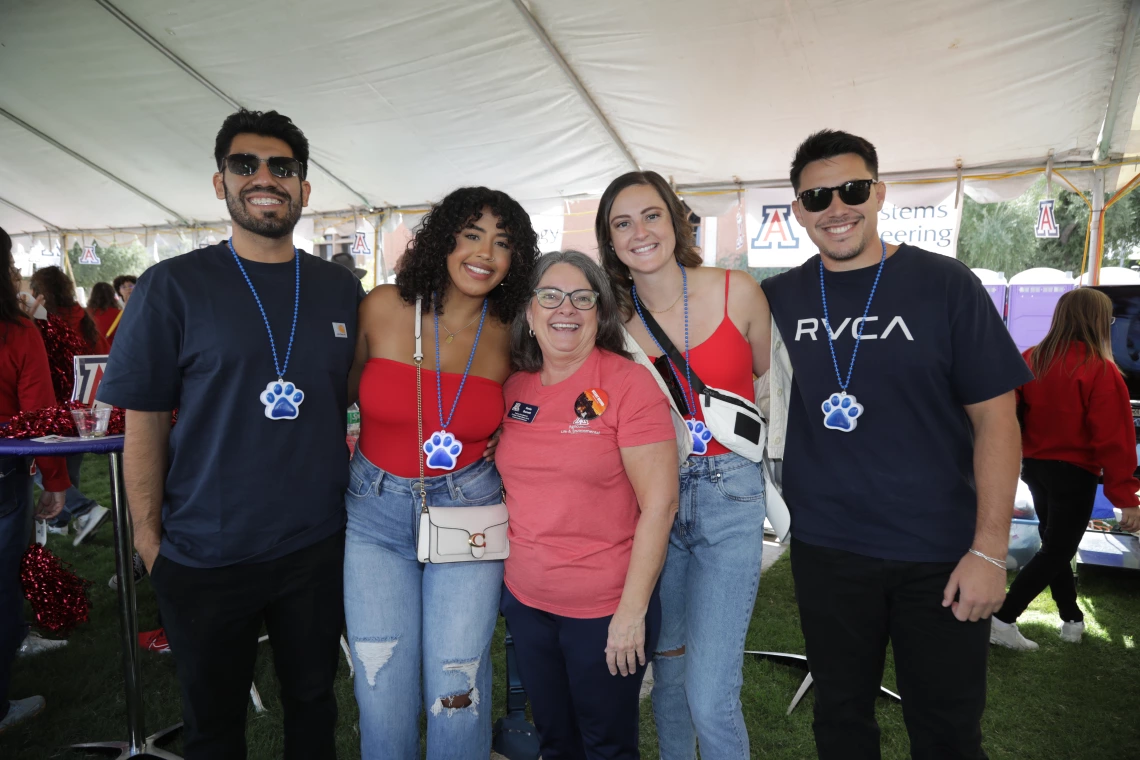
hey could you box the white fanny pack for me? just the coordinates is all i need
[412,297,509,564]
[640,307,766,462]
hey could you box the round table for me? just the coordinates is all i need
[0,436,181,758]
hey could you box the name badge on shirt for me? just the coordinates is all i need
[332,322,348,338]
[508,402,539,423]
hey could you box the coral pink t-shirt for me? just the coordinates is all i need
[497,348,674,618]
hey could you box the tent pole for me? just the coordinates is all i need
[1089,169,1106,286]
[1095,0,1140,163]
[507,0,638,171]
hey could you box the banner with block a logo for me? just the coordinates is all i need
[72,355,109,405]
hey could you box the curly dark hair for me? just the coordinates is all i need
[31,266,100,349]
[87,282,118,311]
[395,187,539,323]
[112,274,137,298]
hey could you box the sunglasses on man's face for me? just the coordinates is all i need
[222,153,304,180]
[796,179,877,213]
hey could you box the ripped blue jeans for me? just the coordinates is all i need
[344,452,503,760]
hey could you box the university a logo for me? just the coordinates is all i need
[350,231,371,255]
[1035,199,1060,239]
[78,244,100,265]
[750,205,799,250]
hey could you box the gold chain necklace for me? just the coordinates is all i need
[643,289,683,314]
[438,313,482,344]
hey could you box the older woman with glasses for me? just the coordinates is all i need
[495,250,679,759]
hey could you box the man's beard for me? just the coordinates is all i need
[815,216,867,262]
[225,186,302,239]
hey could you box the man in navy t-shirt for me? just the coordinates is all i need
[98,109,364,760]
[761,130,1031,760]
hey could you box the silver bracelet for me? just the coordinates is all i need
[969,548,1007,570]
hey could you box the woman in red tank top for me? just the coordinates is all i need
[598,171,771,759]
[344,187,539,759]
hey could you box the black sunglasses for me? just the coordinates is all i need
[796,179,877,213]
[222,153,305,180]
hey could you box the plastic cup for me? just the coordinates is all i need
[71,407,111,438]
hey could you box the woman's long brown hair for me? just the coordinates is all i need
[595,171,702,320]
[1030,287,1118,378]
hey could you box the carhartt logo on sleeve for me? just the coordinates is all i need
[332,322,348,338]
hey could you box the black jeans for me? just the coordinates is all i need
[791,539,989,760]
[996,458,1099,624]
[151,529,345,760]
[0,456,31,722]
[500,585,661,760]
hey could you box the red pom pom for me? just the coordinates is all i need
[20,543,92,634]
[40,314,89,405]
[1,401,126,438]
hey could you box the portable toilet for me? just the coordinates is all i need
[1007,268,1074,351]
[971,269,1007,321]
[1074,267,1140,286]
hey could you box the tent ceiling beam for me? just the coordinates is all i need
[0,195,61,232]
[507,0,639,172]
[1095,0,1140,163]
[0,107,191,226]
[93,0,375,209]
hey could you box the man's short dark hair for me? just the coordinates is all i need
[790,130,879,192]
[214,109,310,180]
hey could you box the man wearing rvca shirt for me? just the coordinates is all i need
[761,130,1031,760]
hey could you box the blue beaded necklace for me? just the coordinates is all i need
[423,296,488,470]
[227,238,304,421]
[818,237,886,432]
[632,262,708,452]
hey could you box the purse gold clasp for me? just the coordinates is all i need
[468,533,486,548]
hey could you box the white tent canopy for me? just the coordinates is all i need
[2,0,1140,236]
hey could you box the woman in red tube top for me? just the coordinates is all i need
[343,187,538,760]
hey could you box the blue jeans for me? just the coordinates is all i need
[344,452,503,760]
[0,456,32,719]
[652,452,766,760]
[42,454,99,526]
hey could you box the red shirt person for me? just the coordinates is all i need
[991,287,1140,651]
[85,282,121,349]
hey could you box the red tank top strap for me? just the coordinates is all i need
[724,270,731,317]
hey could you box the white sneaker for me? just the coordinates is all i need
[108,552,147,591]
[72,505,109,546]
[0,696,45,734]
[990,618,1039,651]
[1060,621,1085,644]
[46,522,68,536]
[17,631,68,658]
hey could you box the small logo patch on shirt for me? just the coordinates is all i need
[332,322,348,338]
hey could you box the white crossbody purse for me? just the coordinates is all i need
[412,297,510,564]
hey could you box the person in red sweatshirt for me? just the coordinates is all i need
[0,227,70,734]
[85,282,121,349]
[28,267,110,546]
[991,287,1140,651]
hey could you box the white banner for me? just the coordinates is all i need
[531,213,564,254]
[745,182,962,269]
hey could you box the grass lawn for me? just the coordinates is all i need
[4,455,1140,758]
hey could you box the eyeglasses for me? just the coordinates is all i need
[796,179,878,213]
[533,288,599,310]
[222,153,305,180]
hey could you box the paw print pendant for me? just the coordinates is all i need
[424,430,463,470]
[261,380,305,420]
[686,419,714,455]
[821,392,863,432]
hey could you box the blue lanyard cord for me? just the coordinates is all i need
[632,262,698,418]
[227,239,299,380]
[433,297,488,430]
[819,238,886,392]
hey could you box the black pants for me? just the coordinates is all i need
[500,585,661,760]
[996,458,1098,625]
[791,539,990,760]
[0,457,31,722]
[151,530,345,760]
